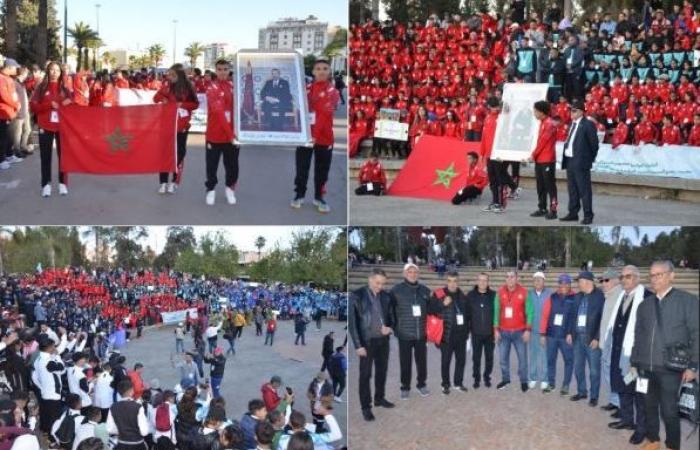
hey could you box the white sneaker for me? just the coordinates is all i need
[167,183,177,194]
[6,155,23,164]
[225,187,236,205]
[528,381,537,389]
[58,183,68,195]
[158,183,167,194]
[290,197,304,209]
[0,161,10,170]
[541,382,549,390]
[334,396,343,403]
[206,190,215,205]
[41,184,52,197]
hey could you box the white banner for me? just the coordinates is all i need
[160,308,198,325]
[374,119,409,141]
[116,88,156,106]
[189,93,207,133]
[492,83,550,161]
[555,142,700,179]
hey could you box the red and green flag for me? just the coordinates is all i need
[59,103,177,174]
[387,135,481,201]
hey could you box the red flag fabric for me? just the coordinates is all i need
[59,103,177,174]
[387,135,481,201]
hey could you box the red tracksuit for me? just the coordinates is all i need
[611,122,629,148]
[660,124,681,145]
[205,79,234,143]
[0,73,19,121]
[357,159,387,189]
[688,124,700,146]
[308,80,340,147]
[634,121,657,145]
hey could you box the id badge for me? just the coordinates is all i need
[456,314,464,325]
[178,108,189,118]
[50,110,59,123]
[636,377,649,394]
[607,118,613,124]
[367,183,374,192]
[412,305,421,317]
[504,307,513,319]
[224,111,231,123]
[470,115,476,122]
[578,314,587,327]
[553,314,564,326]
[309,112,316,125]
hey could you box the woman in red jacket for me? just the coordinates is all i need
[408,106,429,151]
[153,64,199,194]
[88,72,115,107]
[442,110,462,140]
[30,61,74,197]
[348,110,370,158]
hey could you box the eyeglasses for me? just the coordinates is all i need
[649,271,669,280]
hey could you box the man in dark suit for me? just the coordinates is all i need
[570,271,605,407]
[560,99,599,225]
[260,68,293,131]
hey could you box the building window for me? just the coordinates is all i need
[293,32,302,48]
[314,31,325,50]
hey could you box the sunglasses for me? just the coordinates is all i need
[599,279,610,283]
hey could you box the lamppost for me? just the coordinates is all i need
[173,19,178,65]
[95,3,101,33]
[63,0,68,63]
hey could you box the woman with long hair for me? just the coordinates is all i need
[30,61,74,197]
[153,64,199,194]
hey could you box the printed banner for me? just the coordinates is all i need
[161,308,199,325]
[115,88,156,106]
[374,119,409,141]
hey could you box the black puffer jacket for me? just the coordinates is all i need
[427,287,469,344]
[390,280,431,341]
[349,287,393,350]
[466,286,496,337]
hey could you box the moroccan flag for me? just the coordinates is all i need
[59,103,177,174]
[387,135,481,201]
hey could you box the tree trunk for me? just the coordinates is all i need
[371,0,380,20]
[5,0,18,58]
[564,0,573,18]
[92,48,97,71]
[36,0,49,67]
[83,48,89,71]
[565,229,572,267]
[516,230,521,266]
[77,47,83,72]
[395,227,403,262]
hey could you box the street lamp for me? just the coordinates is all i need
[95,3,101,33]
[173,19,178,65]
[63,0,68,64]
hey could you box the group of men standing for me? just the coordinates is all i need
[350,261,698,450]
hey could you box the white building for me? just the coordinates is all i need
[202,43,231,70]
[258,15,330,56]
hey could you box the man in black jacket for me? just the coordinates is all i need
[466,272,496,389]
[630,260,699,450]
[428,271,470,395]
[321,331,334,372]
[560,99,599,225]
[349,268,395,422]
[390,263,432,400]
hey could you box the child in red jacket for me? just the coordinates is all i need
[355,153,387,196]
[452,151,488,204]
[291,58,340,213]
[529,101,558,219]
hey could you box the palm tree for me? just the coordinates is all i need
[147,44,166,68]
[35,0,48,66]
[254,236,266,259]
[611,226,641,254]
[184,42,205,68]
[4,0,18,58]
[87,38,104,72]
[68,22,98,71]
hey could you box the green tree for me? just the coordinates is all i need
[254,236,266,259]
[3,0,18,58]
[323,28,347,59]
[112,227,149,269]
[35,0,48,66]
[10,0,61,64]
[184,42,205,68]
[147,44,166,68]
[155,226,197,269]
[68,21,97,71]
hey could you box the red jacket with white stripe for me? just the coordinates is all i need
[205,79,235,144]
[307,80,339,147]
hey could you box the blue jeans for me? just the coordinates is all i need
[225,337,235,355]
[175,338,184,353]
[546,336,573,388]
[498,330,528,384]
[208,337,217,353]
[528,332,548,384]
[211,376,223,398]
[574,334,601,400]
[601,355,620,407]
[265,331,274,345]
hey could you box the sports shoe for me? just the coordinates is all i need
[508,187,522,200]
[225,187,236,205]
[492,204,505,213]
[545,211,558,220]
[496,381,510,390]
[290,197,304,209]
[334,396,343,403]
[528,381,537,389]
[6,155,23,164]
[205,190,216,205]
[362,409,375,422]
[521,382,529,392]
[482,203,496,212]
[484,379,492,388]
[58,183,68,195]
[167,183,177,194]
[442,386,450,395]
[473,381,480,389]
[455,385,468,393]
[540,382,549,390]
[316,200,331,214]
[400,390,409,400]
[560,386,569,396]
[543,386,553,393]
[530,210,546,217]
[0,161,11,170]
[374,398,395,408]
[417,387,430,397]
[41,184,52,197]
[158,183,167,194]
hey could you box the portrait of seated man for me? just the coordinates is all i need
[260,68,293,131]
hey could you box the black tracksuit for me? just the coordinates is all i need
[428,287,470,388]
[466,286,496,384]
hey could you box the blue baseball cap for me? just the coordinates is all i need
[558,274,572,284]
[576,271,595,281]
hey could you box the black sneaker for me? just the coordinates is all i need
[496,381,510,390]
[545,211,557,220]
[455,385,468,393]
[570,393,587,401]
[484,379,492,388]
[473,381,480,389]
[588,399,598,407]
[442,386,450,395]
[374,398,395,408]
[362,409,375,421]
[542,386,553,393]
[530,209,546,217]
[521,382,529,392]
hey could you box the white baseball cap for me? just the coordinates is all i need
[533,271,546,279]
[403,263,419,272]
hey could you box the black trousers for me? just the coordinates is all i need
[643,369,682,450]
[39,398,63,434]
[205,142,239,191]
[505,161,520,187]
[0,119,10,162]
[160,131,188,183]
[332,373,346,397]
[566,167,593,219]
[619,390,647,435]
[294,145,332,200]
[358,336,390,410]
[472,334,495,383]
[39,130,65,187]
[398,338,427,391]
[355,183,383,196]
[487,160,517,206]
[451,185,482,204]
[440,336,467,388]
[535,162,558,212]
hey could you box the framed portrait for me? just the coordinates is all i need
[235,49,312,146]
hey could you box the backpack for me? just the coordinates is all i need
[155,403,172,432]
[55,412,78,445]
[268,321,276,332]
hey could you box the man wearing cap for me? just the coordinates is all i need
[0,58,21,170]
[349,268,395,422]
[604,266,651,445]
[390,263,432,399]
[528,271,553,390]
[570,271,605,406]
[539,274,576,394]
[530,101,558,220]
[494,271,533,392]
[559,99,599,225]
[598,268,623,415]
